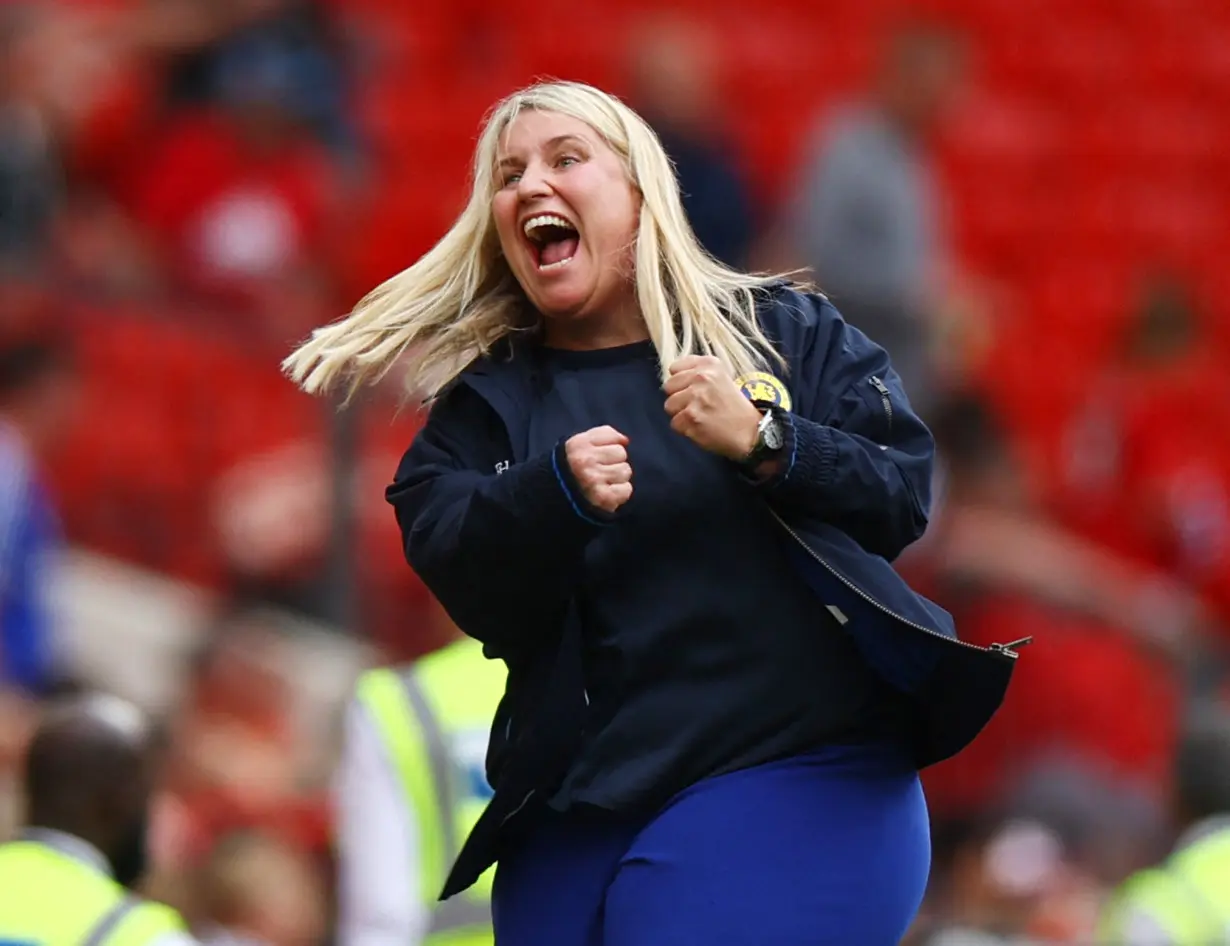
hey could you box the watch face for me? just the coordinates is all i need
[763,416,785,451]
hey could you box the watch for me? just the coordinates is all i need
[741,405,785,468]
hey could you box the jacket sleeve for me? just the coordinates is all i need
[386,387,609,654]
[757,292,934,561]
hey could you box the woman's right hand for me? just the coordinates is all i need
[565,426,633,513]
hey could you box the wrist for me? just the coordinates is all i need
[736,403,786,467]
[734,402,763,459]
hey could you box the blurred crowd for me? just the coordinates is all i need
[2,0,1229,942]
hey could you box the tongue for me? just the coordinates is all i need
[540,235,579,266]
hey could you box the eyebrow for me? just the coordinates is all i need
[497,134,590,168]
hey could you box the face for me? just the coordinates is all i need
[491,110,641,329]
[888,36,966,133]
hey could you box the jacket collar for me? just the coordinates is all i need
[1175,815,1230,854]
[454,334,543,463]
[20,827,112,877]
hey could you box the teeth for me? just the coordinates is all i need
[539,256,574,272]
[522,213,576,238]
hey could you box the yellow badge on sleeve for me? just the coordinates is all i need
[735,372,793,412]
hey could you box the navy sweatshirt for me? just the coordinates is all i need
[525,341,910,813]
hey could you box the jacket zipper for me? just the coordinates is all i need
[501,789,536,826]
[870,376,893,433]
[771,510,1032,659]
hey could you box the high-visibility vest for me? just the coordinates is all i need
[0,838,187,946]
[1099,825,1230,945]
[356,637,506,946]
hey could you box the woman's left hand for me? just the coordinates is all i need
[664,355,763,461]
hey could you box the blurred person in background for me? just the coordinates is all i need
[1061,269,1230,632]
[286,79,1023,946]
[0,693,193,946]
[769,20,969,418]
[0,321,78,700]
[914,815,1073,946]
[0,3,63,274]
[127,9,347,342]
[915,393,1205,859]
[335,605,504,946]
[0,2,160,295]
[625,16,756,269]
[159,616,327,869]
[193,830,326,946]
[151,0,358,162]
[1098,705,1230,946]
[0,301,79,833]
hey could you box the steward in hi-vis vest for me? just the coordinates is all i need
[1100,708,1230,946]
[0,695,193,946]
[336,636,506,946]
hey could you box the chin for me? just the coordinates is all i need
[527,278,593,318]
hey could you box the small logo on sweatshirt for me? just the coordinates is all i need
[495,460,511,475]
[735,372,792,412]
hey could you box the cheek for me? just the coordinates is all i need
[586,202,639,260]
[491,200,522,258]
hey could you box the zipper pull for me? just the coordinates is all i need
[869,377,894,434]
[989,636,1034,658]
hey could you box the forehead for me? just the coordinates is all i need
[497,110,601,159]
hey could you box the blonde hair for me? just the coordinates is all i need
[283,80,792,401]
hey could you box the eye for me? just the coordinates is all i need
[556,154,580,169]
[500,170,523,187]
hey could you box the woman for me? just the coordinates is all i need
[284,81,1025,946]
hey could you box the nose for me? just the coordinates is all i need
[515,161,553,203]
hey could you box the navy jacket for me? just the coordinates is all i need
[386,283,1024,899]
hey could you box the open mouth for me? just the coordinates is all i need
[523,213,580,272]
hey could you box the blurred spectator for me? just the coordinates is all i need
[770,20,968,416]
[626,16,756,269]
[0,2,160,293]
[916,815,1099,945]
[153,0,358,163]
[195,830,327,946]
[0,309,78,830]
[0,4,61,273]
[919,393,1212,668]
[0,316,79,698]
[161,615,328,868]
[1,693,192,939]
[916,393,1206,847]
[1061,270,1230,630]
[127,54,345,341]
[1098,705,1230,944]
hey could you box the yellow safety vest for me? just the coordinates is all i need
[1099,825,1230,945]
[357,637,506,946]
[0,838,187,946]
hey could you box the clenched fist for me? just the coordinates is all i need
[664,355,763,460]
[565,425,633,514]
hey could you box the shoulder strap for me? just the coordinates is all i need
[80,897,139,946]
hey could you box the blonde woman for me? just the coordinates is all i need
[285,81,1024,946]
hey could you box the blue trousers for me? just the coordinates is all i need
[491,744,931,946]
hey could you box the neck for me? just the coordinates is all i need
[542,304,649,351]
